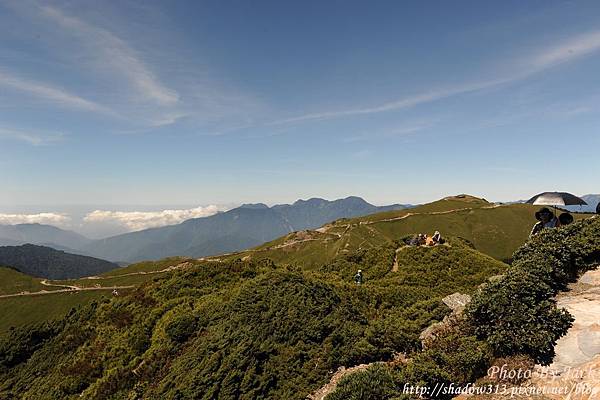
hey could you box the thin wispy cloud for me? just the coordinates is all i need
[530,30,600,69]
[84,205,228,231]
[272,29,600,126]
[1,2,267,132]
[0,127,64,146]
[0,70,108,113]
[343,122,434,143]
[39,5,179,107]
[268,82,497,125]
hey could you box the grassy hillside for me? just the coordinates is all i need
[0,267,53,296]
[100,257,190,277]
[220,195,590,266]
[0,258,193,334]
[0,291,108,336]
[0,238,507,399]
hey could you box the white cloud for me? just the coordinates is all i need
[0,127,64,146]
[0,212,70,226]
[0,70,109,113]
[272,30,600,126]
[39,5,179,107]
[83,205,228,231]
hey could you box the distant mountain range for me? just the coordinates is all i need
[576,194,600,213]
[82,197,410,263]
[0,244,118,279]
[0,223,92,250]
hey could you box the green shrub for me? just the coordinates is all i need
[325,364,401,400]
[165,313,197,343]
[466,218,600,364]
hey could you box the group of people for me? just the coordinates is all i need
[529,207,574,237]
[408,231,444,246]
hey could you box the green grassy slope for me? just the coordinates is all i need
[100,257,191,277]
[221,196,591,266]
[0,267,51,296]
[0,258,189,334]
[0,291,108,336]
[0,237,507,399]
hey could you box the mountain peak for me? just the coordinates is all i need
[292,198,327,206]
[442,194,489,204]
[239,203,270,210]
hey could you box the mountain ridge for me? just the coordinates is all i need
[82,196,410,262]
[0,244,118,280]
[0,224,91,250]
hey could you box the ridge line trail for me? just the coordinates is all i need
[264,205,497,252]
[40,280,79,290]
[392,246,404,272]
[83,261,191,280]
[357,204,500,226]
[0,284,135,299]
[0,262,194,299]
[205,205,496,260]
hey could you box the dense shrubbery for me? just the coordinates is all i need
[325,365,402,400]
[327,319,494,400]
[327,217,600,399]
[0,321,64,373]
[465,268,572,364]
[466,217,600,364]
[0,237,505,399]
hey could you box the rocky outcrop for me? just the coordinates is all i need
[527,268,600,399]
[419,293,471,349]
[442,293,472,312]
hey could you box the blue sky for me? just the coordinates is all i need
[1,0,599,215]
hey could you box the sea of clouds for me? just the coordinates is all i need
[83,205,228,231]
[0,205,230,238]
[0,212,71,226]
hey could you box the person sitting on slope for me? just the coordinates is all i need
[408,235,420,246]
[530,207,560,237]
[558,212,574,226]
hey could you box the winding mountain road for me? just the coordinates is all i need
[0,262,194,299]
